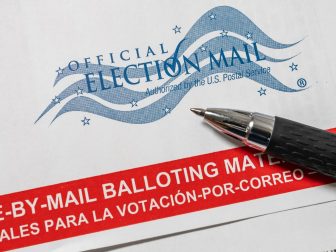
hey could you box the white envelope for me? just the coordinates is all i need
[1,0,336,251]
[102,201,336,252]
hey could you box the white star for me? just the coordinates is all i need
[199,45,207,52]
[172,25,181,34]
[130,100,138,108]
[163,106,171,114]
[220,30,228,37]
[52,96,61,104]
[245,32,253,40]
[75,86,83,96]
[56,67,63,75]
[209,13,216,20]
[81,116,90,126]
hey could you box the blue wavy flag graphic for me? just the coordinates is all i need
[36,6,304,125]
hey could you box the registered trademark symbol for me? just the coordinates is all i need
[297,78,307,88]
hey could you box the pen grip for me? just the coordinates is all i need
[266,117,336,178]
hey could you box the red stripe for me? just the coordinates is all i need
[1,128,335,251]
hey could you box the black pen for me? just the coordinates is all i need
[190,108,336,178]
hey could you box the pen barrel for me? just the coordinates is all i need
[266,117,336,178]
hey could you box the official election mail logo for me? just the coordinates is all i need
[36,6,306,125]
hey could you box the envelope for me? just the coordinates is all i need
[98,201,336,252]
[1,0,336,251]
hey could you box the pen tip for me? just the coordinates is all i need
[190,108,205,117]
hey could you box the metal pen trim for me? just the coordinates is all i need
[191,108,275,151]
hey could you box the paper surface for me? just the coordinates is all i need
[1,0,336,251]
[106,200,336,252]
